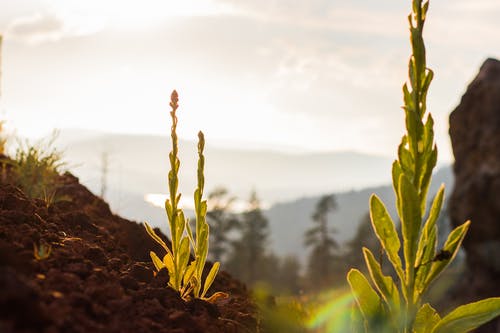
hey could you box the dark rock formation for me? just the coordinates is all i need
[449,58,500,332]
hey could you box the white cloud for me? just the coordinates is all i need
[6,13,68,44]
[4,0,236,44]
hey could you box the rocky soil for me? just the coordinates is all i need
[0,160,259,333]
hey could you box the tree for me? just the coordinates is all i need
[225,190,270,286]
[345,212,380,271]
[275,255,302,295]
[304,194,338,289]
[206,187,239,262]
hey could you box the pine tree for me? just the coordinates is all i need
[206,187,239,262]
[225,190,269,286]
[304,194,338,289]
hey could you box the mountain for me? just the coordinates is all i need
[54,128,394,215]
[265,166,454,263]
[51,129,453,264]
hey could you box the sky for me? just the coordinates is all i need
[0,0,499,161]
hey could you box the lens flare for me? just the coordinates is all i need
[305,288,356,333]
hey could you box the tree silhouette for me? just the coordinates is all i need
[206,187,239,262]
[225,190,269,286]
[304,194,338,288]
[345,212,380,271]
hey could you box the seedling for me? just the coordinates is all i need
[145,90,225,302]
[347,1,500,332]
[34,241,52,260]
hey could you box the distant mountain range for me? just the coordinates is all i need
[265,166,453,263]
[52,129,453,263]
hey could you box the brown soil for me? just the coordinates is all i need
[0,158,260,333]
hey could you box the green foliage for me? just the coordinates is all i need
[13,132,65,207]
[347,0,500,332]
[145,90,225,302]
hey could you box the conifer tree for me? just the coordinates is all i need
[304,194,338,288]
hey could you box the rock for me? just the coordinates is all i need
[449,58,500,332]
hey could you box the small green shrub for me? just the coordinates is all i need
[0,120,7,156]
[13,132,65,206]
[346,1,500,332]
[145,90,226,302]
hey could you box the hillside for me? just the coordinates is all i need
[0,155,258,333]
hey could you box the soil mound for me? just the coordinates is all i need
[0,161,259,333]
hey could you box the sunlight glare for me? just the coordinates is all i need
[47,0,234,31]
[306,288,355,332]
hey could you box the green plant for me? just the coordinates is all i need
[144,90,225,302]
[0,120,7,156]
[346,1,500,332]
[33,240,52,260]
[13,132,65,204]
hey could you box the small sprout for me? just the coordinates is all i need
[33,241,52,260]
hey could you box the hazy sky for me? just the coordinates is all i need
[1,0,499,161]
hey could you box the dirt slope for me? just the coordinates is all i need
[0,163,259,333]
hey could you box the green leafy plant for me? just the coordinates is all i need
[346,1,500,332]
[13,132,65,205]
[144,90,225,302]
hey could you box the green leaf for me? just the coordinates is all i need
[144,222,171,254]
[392,160,404,219]
[414,303,440,333]
[201,262,220,298]
[399,145,414,177]
[415,227,436,298]
[183,261,196,287]
[369,195,404,281]
[425,221,470,288]
[415,185,444,270]
[150,251,165,272]
[163,252,174,273]
[432,298,500,333]
[363,248,400,313]
[399,173,421,272]
[419,146,437,214]
[177,237,191,277]
[347,269,383,320]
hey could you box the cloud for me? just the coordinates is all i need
[6,13,66,43]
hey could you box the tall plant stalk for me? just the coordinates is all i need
[346,1,500,332]
[145,90,225,302]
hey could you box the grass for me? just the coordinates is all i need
[12,132,66,207]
